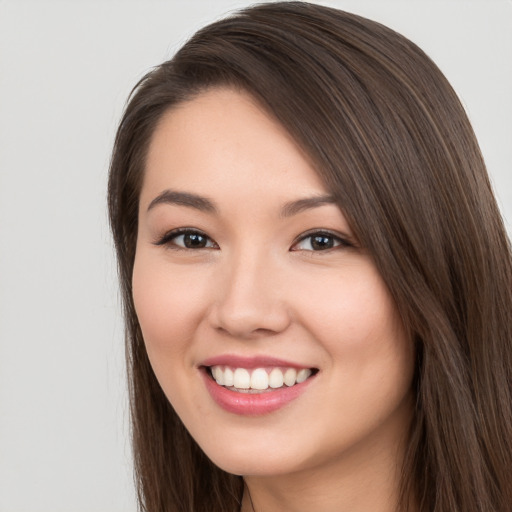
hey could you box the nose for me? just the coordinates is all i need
[208,252,291,339]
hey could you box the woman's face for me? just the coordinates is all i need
[133,88,414,477]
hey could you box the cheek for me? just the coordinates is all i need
[294,264,403,349]
[131,251,208,359]
[290,262,414,394]
[293,267,414,446]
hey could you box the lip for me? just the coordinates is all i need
[201,354,311,370]
[199,355,317,416]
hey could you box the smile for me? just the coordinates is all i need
[208,365,314,392]
[200,357,318,415]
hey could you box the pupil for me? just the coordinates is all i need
[312,235,333,250]
[184,233,206,248]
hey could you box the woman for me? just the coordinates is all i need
[108,2,512,511]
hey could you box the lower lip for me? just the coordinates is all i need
[201,369,315,415]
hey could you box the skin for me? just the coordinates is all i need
[133,87,415,512]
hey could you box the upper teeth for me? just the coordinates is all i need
[210,366,312,390]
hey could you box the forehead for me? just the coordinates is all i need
[140,87,329,206]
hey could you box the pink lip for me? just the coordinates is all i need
[201,354,310,370]
[199,356,316,416]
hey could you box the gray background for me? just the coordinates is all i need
[0,1,510,511]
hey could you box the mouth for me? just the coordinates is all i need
[205,365,318,394]
[199,355,319,414]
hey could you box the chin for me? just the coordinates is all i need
[194,431,312,477]
[208,452,300,477]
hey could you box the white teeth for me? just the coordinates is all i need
[283,368,297,387]
[296,368,312,383]
[212,366,224,385]
[250,368,269,390]
[269,367,284,388]
[233,368,251,389]
[223,367,234,387]
[210,365,314,390]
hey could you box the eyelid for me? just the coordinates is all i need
[152,227,353,251]
[290,229,353,251]
[153,227,219,249]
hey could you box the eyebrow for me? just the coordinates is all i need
[280,195,337,217]
[147,190,217,213]
[146,189,337,217]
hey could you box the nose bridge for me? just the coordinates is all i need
[210,245,290,337]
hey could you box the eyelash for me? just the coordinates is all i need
[154,228,352,252]
[154,228,219,250]
[291,230,353,252]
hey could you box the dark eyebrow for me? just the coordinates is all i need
[147,190,217,213]
[280,195,338,217]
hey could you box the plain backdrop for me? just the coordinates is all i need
[0,1,510,511]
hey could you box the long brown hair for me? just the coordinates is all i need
[108,3,512,511]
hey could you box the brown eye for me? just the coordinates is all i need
[182,232,209,248]
[292,231,350,252]
[310,235,335,250]
[155,229,218,249]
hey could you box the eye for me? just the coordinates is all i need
[154,229,218,250]
[291,231,350,251]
